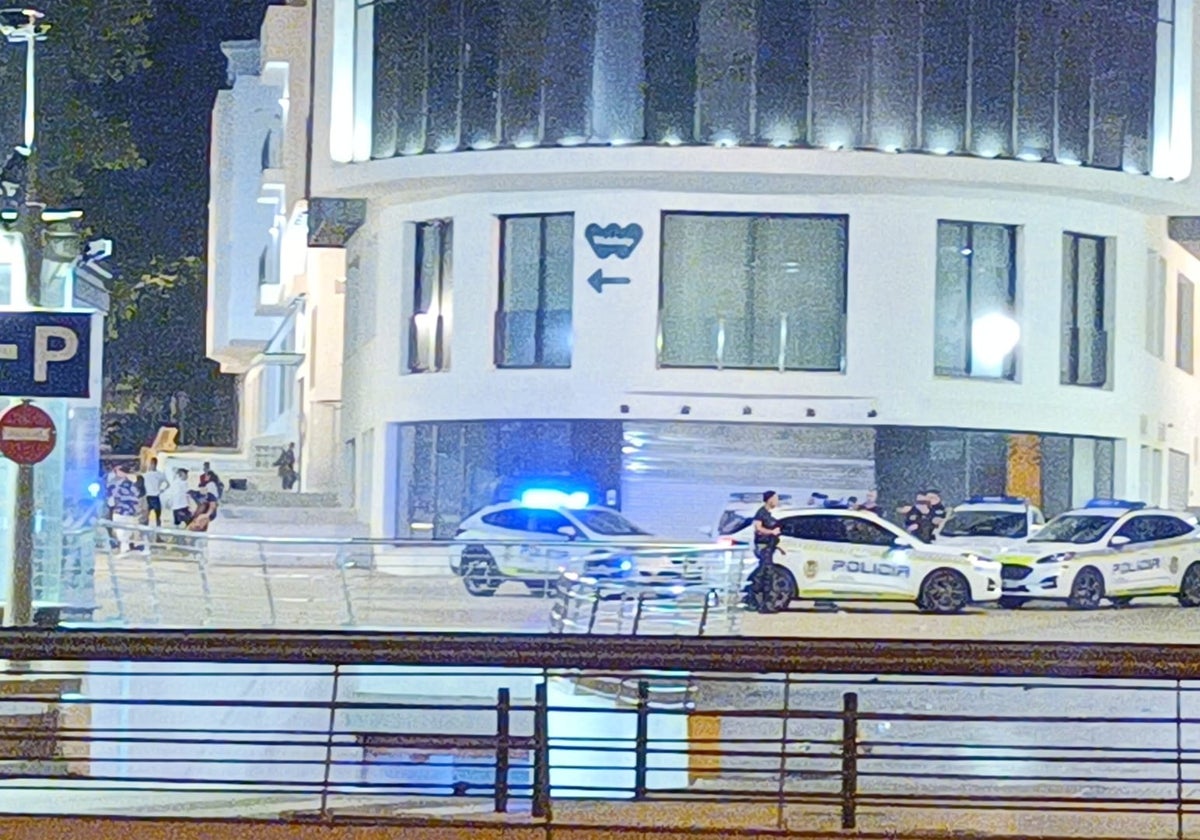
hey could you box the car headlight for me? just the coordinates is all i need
[1037,552,1075,564]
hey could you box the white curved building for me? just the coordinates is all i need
[300,0,1200,539]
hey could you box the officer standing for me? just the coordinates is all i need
[748,490,787,613]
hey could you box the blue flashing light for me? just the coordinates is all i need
[1085,498,1146,511]
[87,482,101,499]
[965,495,1027,505]
[519,489,590,510]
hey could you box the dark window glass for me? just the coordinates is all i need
[372,0,428,158]
[425,0,464,153]
[1061,233,1108,387]
[499,0,548,146]
[865,0,919,152]
[643,0,700,144]
[934,221,1018,379]
[528,510,573,534]
[497,214,574,368]
[755,0,811,146]
[920,0,969,153]
[1177,275,1194,374]
[839,517,897,547]
[695,0,756,145]
[1015,0,1057,160]
[461,0,502,149]
[482,509,529,530]
[809,0,868,149]
[543,0,596,144]
[410,220,453,373]
[968,0,1016,157]
[659,213,847,371]
[780,515,839,541]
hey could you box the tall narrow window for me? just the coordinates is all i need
[1177,274,1194,374]
[934,221,1018,379]
[1061,233,1109,387]
[409,220,452,373]
[1146,251,1166,358]
[496,214,574,368]
[659,213,847,371]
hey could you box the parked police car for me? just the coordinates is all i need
[722,506,1002,613]
[994,499,1200,609]
[935,496,1045,555]
[449,492,684,596]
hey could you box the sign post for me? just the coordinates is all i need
[0,400,56,631]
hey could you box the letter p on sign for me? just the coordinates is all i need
[34,325,78,383]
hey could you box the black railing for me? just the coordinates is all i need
[0,630,1190,837]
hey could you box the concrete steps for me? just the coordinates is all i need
[222,489,339,508]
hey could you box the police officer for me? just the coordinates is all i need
[747,490,787,613]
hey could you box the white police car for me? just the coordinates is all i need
[723,507,1001,613]
[994,499,1200,609]
[449,491,674,596]
[935,496,1045,555]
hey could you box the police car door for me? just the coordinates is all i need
[828,515,910,597]
[523,510,577,577]
[776,514,837,596]
[1108,515,1174,593]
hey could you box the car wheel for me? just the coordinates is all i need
[997,596,1027,610]
[462,551,501,597]
[757,565,796,613]
[1109,596,1133,608]
[1067,566,1104,610]
[1179,562,1200,607]
[918,569,970,614]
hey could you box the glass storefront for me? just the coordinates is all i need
[390,420,1117,540]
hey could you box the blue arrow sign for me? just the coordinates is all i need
[586,269,630,294]
[0,311,92,399]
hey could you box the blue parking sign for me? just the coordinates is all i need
[0,311,92,399]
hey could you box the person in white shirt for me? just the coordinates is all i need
[164,468,193,527]
[141,458,169,528]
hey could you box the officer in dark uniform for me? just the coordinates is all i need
[747,490,787,613]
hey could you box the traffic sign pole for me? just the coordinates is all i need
[0,399,57,639]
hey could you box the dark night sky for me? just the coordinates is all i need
[90,0,276,262]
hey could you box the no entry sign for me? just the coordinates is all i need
[0,402,56,465]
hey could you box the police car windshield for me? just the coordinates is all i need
[1028,514,1116,544]
[573,508,648,536]
[940,511,1027,538]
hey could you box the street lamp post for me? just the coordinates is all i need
[0,8,81,631]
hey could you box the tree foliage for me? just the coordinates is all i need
[13,0,154,207]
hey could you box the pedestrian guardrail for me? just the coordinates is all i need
[0,630,1192,838]
[86,524,751,633]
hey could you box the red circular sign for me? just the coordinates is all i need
[0,402,56,465]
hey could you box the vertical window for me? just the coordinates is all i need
[1146,251,1166,358]
[934,221,1018,379]
[258,247,270,286]
[1177,274,1194,374]
[410,220,452,373]
[658,213,848,371]
[496,214,574,368]
[1060,233,1109,387]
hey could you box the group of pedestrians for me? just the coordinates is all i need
[104,458,225,553]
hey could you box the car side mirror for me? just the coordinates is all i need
[891,537,913,550]
[557,525,578,539]
[1109,535,1131,548]
[700,526,714,538]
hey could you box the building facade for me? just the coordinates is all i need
[305,0,1200,539]
[207,4,345,492]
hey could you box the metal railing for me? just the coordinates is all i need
[0,631,1192,837]
[87,524,750,633]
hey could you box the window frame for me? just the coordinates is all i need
[409,219,452,374]
[1060,232,1110,388]
[933,219,1019,380]
[495,212,575,369]
[655,210,850,373]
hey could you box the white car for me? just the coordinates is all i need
[449,497,686,597]
[721,507,1002,613]
[935,496,1046,555]
[994,499,1200,609]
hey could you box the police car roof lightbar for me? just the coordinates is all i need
[519,489,589,510]
[728,492,793,503]
[964,495,1027,505]
[1084,498,1146,510]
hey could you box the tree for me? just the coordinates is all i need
[12,0,153,208]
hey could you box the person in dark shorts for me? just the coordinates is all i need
[746,490,788,614]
